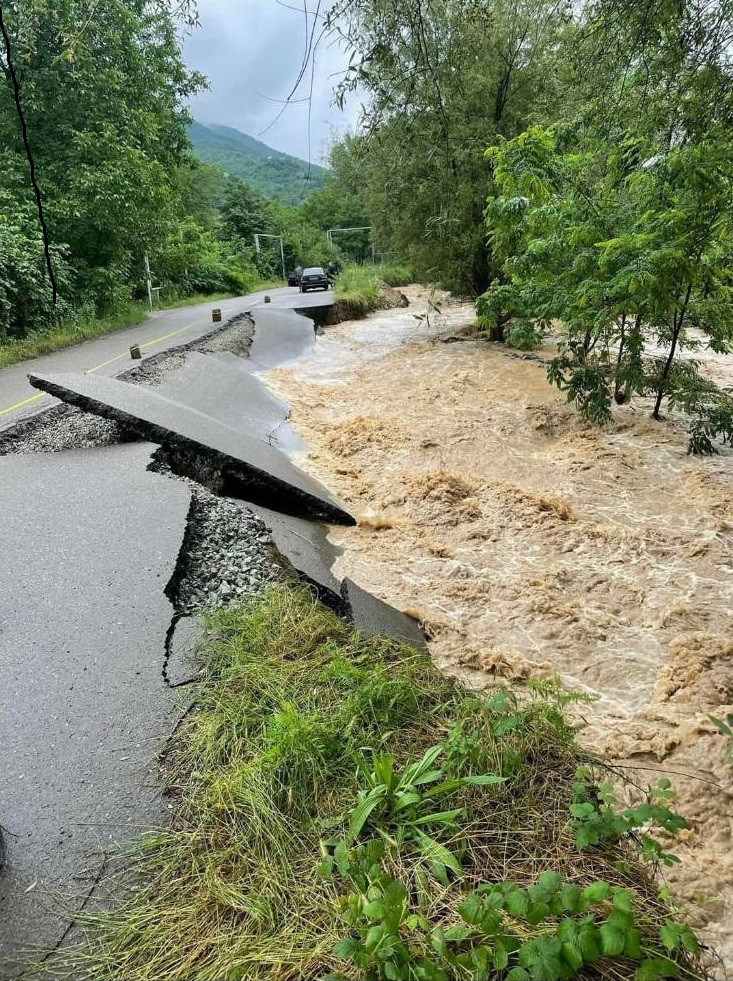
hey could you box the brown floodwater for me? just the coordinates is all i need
[267,287,733,971]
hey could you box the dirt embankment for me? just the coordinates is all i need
[267,286,733,972]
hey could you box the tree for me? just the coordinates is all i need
[0,0,204,323]
[325,0,574,292]
[479,0,733,450]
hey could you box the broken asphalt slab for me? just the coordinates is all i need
[28,371,354,526]
[246,505,427,651]
[341,578,428,651]
[248,306,317,372]
[247,502,343,598]
[0,444,191,975]
[155,352,305,453]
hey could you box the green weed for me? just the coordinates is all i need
[335,264,412,317]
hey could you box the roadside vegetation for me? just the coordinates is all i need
[49,586,706,981]
[0,2,367,355]
[335,264,412,318]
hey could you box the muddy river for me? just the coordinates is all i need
[268,287,733,971]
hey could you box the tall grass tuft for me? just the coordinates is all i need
[334,264,412,318]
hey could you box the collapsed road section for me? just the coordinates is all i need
[0,302,426,976]
[27,369,352,525]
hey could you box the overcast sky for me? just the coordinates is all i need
[182,0,362,164]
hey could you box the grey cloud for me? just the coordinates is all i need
[182,0,361,163]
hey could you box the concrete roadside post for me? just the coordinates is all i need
[212,308,222,323]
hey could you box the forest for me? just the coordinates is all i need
[325,0,733,450]
[1,0,732,442]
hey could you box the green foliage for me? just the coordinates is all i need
[0,2,316,348]
[0,0,209,334]
[44,586,704,980]
[299,174,372,263]
[476,0,733,448]
[152,218,260,297]
[188,121,327,205]
[570,770,687,867]
[0,199,70,338]
[0,299,148,369]
[335,265,382,312]
[345,742,504,882]
[328,856,700,981]
[326,1,574,293]
[334,264,411,317]
[219,177,339,275]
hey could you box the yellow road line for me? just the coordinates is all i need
[0,391,46,417]
[85,322,197,375]
[0,320,201,419]
[84,352,127,375]
[139,322,197,350]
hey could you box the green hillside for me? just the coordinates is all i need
[188,122,328,205]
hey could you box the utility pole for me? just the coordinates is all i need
[144,253,153,312]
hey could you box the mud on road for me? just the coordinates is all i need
[268,286,733,970]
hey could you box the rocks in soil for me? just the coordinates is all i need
[377,283,409,310]
[167,485,285,615]
[0,405,126,456]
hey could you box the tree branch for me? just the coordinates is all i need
[0,4,57,304]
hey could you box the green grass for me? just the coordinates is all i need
[44,586,706,981]
[335,263,413,318]
[0,283,280,371]
[378,263,413,288]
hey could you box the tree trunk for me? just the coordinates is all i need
[489,321,506,343]
[613,312,628,403]
[652,285,692,419]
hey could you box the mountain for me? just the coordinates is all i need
[188,122,328,206]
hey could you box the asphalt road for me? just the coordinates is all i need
[0,286,424,976]
[0,286,334,432]
[0,444,192,975]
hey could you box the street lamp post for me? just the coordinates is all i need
[326,226,375,263]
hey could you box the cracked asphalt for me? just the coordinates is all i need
[0,444,191,974]
[0,286,334,432]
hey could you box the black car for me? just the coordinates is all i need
[299,266,330,292]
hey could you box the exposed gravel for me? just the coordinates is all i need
[193,315,254,358]
[168,488,285,614]
[0,405,126,456]
[0,309,291,613]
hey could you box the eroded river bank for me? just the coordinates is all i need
[268,286,733,970]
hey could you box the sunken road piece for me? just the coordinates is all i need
[247,502,343,598]
[341,577,428,651]
[28,371,354,525]
[155,352,305,453]
[247,305,318,372]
